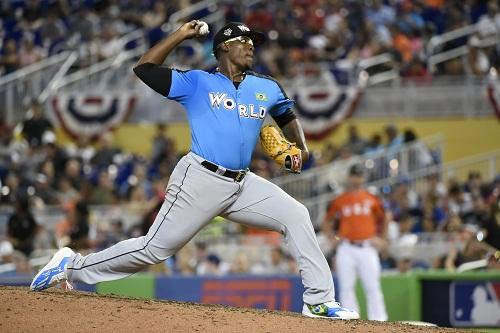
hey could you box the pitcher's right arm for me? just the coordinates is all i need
[133,20,205,95]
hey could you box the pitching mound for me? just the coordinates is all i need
[0,286,467,333]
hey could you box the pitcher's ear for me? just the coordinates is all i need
[220,42,230,53]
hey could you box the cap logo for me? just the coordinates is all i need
[255,92,268,101]
[238,25,250,32]
[224,28,232,36]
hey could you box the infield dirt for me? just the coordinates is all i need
[0,286,473,333]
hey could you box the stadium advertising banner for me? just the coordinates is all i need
[450,281,500,327]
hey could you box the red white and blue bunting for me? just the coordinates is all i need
[51,92,136,139]
[291,72,363,140]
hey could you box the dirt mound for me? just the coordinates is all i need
[0,286,468,333]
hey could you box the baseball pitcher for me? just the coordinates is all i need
[31,21,358,320]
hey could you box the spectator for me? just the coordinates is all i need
[21,101,54,147]
[41,132,68,179]
[7,195,38,256]
[341,125,367,155]
[18,37,45,67]
[364,133,384,156]
[88,170,117,205]
[483,194,500,250]
[196,253,230,276]
[230,251,251,275]
[464,171,483,197]
[96,25,123,60]
[63,158,83,191]
[447,182,473,217]
[439,237,489,271]
[477,1,500,38]
[403,129,433,171]
[251,246,292,275]
[384,124,403,156]
[462,194,489,227]
[0,39,21,75]
[379,247,397,270]
[68,201,90,250]
[151,124,174,165]
[467,33,490,77]
[91,133,121,168]
[396,256,414,273]
[69,6,100,43]
[245,3,274,31]
[0,239,14,264]
[56,177,80,205]
[39,9,67,52]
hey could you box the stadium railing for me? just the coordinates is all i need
[0,51,75,123]
[427,23,500,73]
[272,135,444,206]
[295,149,500,229]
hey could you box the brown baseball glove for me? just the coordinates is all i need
[259,125,302,173]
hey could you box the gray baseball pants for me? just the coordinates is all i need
[67,152,335,305]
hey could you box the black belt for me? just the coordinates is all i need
[201,160,247,182]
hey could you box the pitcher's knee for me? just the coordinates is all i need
[289,202,311,221]
[292,203,314,229]
[144,245,171,264]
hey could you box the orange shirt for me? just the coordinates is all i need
[325,190,384,241]
[425,0,444,9]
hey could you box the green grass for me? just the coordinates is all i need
[470,329,500,333]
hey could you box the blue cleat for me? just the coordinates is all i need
[30,247,75,291]
[302,301,360,320]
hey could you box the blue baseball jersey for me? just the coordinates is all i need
[167,70,294,170]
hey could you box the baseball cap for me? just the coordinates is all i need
[212,22,265,53]
[349,164,364,176]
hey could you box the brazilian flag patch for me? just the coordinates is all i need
[255,92,268,101]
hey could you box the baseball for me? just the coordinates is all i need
[197,21,209,36]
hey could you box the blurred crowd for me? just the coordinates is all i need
[241,0,500,79]
[0,99,498,276]
[0,0,194,74]
[2,0,500,78]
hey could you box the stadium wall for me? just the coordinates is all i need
[54,117,499,163]
[90,271,500,327]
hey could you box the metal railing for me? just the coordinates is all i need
[293,149,500,228]
[0,52,73,123]
[44,0,229,97]
[0,0,237,125]
[427,23,500,73]
[273,134,444,199]
[356,75,494,118]
[356,53,400,86]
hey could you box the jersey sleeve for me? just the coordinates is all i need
[371,195,385,222]
[167,69,199,103]
[269,83,294,117]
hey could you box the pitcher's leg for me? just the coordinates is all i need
[68,197,205,284]
[358,246,388,321]
[336,243,359,313]
[223,173,334,305]
[68,159,237,284]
